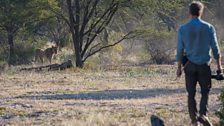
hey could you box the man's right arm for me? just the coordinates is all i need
[176,27,184,64]
[176,27,184,77]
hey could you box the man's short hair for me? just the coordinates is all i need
[189,1,204,16]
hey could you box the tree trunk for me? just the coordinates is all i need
[7,31,15,65]
[74,0,83,68]
[66,0,83,68]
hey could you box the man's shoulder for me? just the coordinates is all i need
[178,20,193,30]
[179,19,214,31]
[199,19,213,28]
[178,23,188,32]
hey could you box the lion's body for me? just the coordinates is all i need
[34,46,57,64]
[48,60,73,71]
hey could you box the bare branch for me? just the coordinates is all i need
[83,1,118,36]
[81,2,119,58]
[80,0,99,35]
[88,43,101,53]
[82,31,135,62]
[48,6,71,28]
[80,0,99,52]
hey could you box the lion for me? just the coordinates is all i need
[48,59,73,71]
[34,46,57,64]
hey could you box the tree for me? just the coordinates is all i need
[33,16,70,50]
[63,0,133,68]
[0,0,58,65]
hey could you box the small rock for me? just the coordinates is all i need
[12,103,33,108]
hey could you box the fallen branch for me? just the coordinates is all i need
[20,60,73,71]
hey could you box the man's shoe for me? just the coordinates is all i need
[198,115,213,126]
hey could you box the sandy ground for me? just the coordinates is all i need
[0,65,222,126]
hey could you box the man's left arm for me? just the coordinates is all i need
[210,25,223,71]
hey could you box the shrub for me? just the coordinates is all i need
[145,31,175,64]
[216,90,224,125]
[0,60,8,74]
[0,43,8,62]
[11,41,35,65]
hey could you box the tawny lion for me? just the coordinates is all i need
[34,46,57,64]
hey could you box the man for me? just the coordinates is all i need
[176,1,222,126]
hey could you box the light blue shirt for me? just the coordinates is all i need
[176,18,221,65]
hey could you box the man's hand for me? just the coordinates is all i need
[216,57,223,73]
[176,60,182,78]
[217,66,223,73]
[176,67,182,78]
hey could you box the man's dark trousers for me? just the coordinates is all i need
[184,61,211,122]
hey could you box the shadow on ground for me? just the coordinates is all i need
[16,88,222,100]
[16,88,221,100]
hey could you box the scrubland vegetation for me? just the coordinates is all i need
[1,0,224,125]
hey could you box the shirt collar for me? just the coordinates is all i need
[191,18,201,22]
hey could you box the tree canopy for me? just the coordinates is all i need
[0,0,58,64]
[0,0,223,67]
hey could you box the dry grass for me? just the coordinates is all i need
[0,65,222,126]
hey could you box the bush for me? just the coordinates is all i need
[216,90,224,125]
[13,43,35,65]
[146,31,175,64]
[0,42,8,62]
[0,60,8,74]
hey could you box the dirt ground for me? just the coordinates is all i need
[0,65,222,126]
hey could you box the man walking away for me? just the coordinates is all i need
[176,1,223,126]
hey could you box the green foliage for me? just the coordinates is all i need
[0,0,218,66]
[0,0,58,65]
[13,41,35,65]
[216,90,224,125]
[0,45,8,62]
[2,39,36,65]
